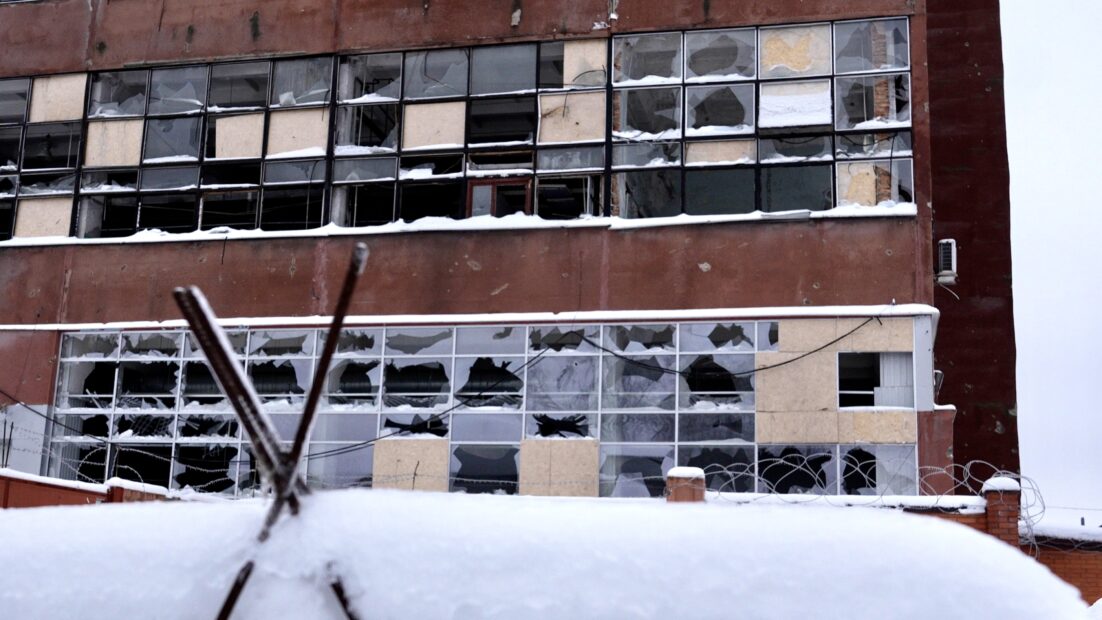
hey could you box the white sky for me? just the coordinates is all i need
[1002,2,1102,511]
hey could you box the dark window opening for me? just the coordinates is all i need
[82,169,139,193]
[838,352,878,407]
[0,199,13,241]
[684,169,755,215]
[144,117,202,162]
[467,150,533,175]
[89,71,148,117]
[200,191,259,230]
[336,104,399,152]
[399,181,464,222]
[339,53,402,101]
[837,74,911,130]
[174,445,238,493]
[78,195,139,238]
[115,414,174,437]
[761,164,833,212]
[139,194,197,233]
[679,445,754,492]
[468,179,530,217]
[535,175,599,220]
[58,414,110,437]
[149,66,208,115]
[612,169,682,218]
[686,84,754,133]
[468,96,537,144]
[529,327,592,352]
[329,359,381,405]
[18,171,76,195]
[456,357,523,407]
[400,153,464,179]
[332,183,395,227]
[537,42,565,89]
[841,447,878,495]
[201,162,261,188]
[141,166,198,191]
[22,122,81,170]
[264,160,326,185]
[531,413,590,438]
[384,361,450,407]
[0,126,20,169]
[259,185,324,231]
[683,355,752,401]
[111,445,171,488]
[757,446,836,494]
[182,362,224,406]
[760,136,833,162]
[117,361,178,407]
[403,49,469,100]
[271,57,333,107]
[613,87,681,139]
[386,329,451,355]
[0,78,29,125]
[607,325,675,351]
[178,415,239,438]
[450,445,519,495]
[248,360,307,396]
[210,62,270,109]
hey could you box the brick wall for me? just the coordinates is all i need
[1029,548,1102,604]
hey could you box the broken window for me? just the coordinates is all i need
[58,361,117,409]
[468,96,537,145]
[681,322,757,352]
[264,159,326,185]
[0,126,20,170]
[399,181,465,222]
[61,332,119,358]
[756,322,780,351]
[526,413,594,438]
[249,330,315,357]
[327,359,381,406]
[0,199,12,240]
[384,358,451,408]
[468,179,530,217]
[148,66,208,115]
[601,413,675,442]
[451,414,523,442]
[838,352,914,408]
[613,87,681,140]
[613,33,682,84]
[678,413,754,443]
[386,327,453,356]
[836,74,911,130]
[611,170,682,218]
[759,136,833,164]
[455,326,525,355]
[209,61,270,110]
[686,84,755,136]
[339,53,402,102]
[174,445,238,493]
[454,357,524,408]
[0,175,16,197]
[81,169,139,193]
[757,445,837,494]
[259,185,325,230]
[88,70,148,117]
[138,194,198,233]
[307,444,374,488]
[331,328,382,356]
[18,172,76,195]
[599,445,673,498]
[529,325,599,353]
[758,80,832,129]
[604,324,675,353]
[403,49,469,100]
[141,166,198,191]
[840,444,917,495]
[143,117,202,163]
[679,353,755,411]
[535,175,601,220]
[761,164,833,212]
[536,146,604,172]
[758,24,832,79]
[55,414,110,438]
[601,355,676,410]
[399,153,464,180]
[270,57,332,107]
[471,44,537,95]
[199,191,259,230]
[382,413,448,437]
[837,159,913,206]
[539,40,607,89]
[834,19,910,75]
[467,151,533,178]
[185,330,247,358]
[836,131,912,160]
[685,29,756,82]
[201,162,262,188]
[181,361,228,408]
[684,169,756,215]
[679,445,754,492]
[21,122,81,169]
[121,332,180,358]
[115,413,176,435]
[335,104,399,154]
[0,78,28,124]
[334,157,396,183]
[49,443,108,483]
[248,359,313,405]
[330,183,395,227]
[525,356,597,411]
[111,445,171,488]
[612,141,681,169]
[450,445,519,494]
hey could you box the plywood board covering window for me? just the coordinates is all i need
[84,120,144,168]
[29,74,88,123]
[266,108,329,157]
[538,92,605,144]
[563,40,608,87]
[759,24,832,78]
[402,101,466,150]
[14,196,72,237]
[213,114,265,159]
[685,139,756,165]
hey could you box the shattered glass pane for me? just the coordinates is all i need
[679,354,754,411]
[836,74,911,130]
[536,146,604,171]
[603,324,675,353]
[143,117,202,162]
[61,333,119,359]
[248,359,312,400]
[840,444,917,495]
[600,413,675,443]
[525,356,597,411]
[526,413,594,438]
[678,412,754,443]
[757,445,838,494]
[611,170,682,218]
[336,104,399,153]
[210,61,270,109]
[612,141,681,169]
[180,361,227,408]
[111,444,171,488]
[177,414,238,438]
[307,444,373,488]
[680,322,756,352]
[404,49,469,100]
[386,327,453,355]
[264,159,326,184]
[88,70,148,117]
[836,132,912,160]
[471,44,537,95]
[454,357,524,408]
[326,359,381,406]
[835,19,910,74]
[756,322,780,352]
[759,136,833,164]
[115,414,175,437]
[140,166,198,191]
[117,361,179,409]
[601,355,676,410]
[761,164,833,212]
[679,445,755,492]
[49,442,108,483]
[529,325,598,353]
[270,57,333,107]
[451,413,523,442]
[450,444,519,494]
[613,87,681,140]
[613,33,683,84]
[468,96,537,145]
[686,84,755,136]
[312,414,378,442]
[248,330,315,357]
[339,53,402,102]
[0,127,20,170]
[535,175,601,220]
[382,413,448,437]
[121,332,181,358]
[329,328,382,355]
[599,445,673,498]
[58,361,117,409]
[383,358,451,408]
[54,414,110,438]
[455,325,526,355]
[173,444,238,493]
[333,157,397,183]
[18,172,76,195]
[685,29,756,81]
[148,66,208,115]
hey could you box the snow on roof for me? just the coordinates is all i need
[1028,506,1102,545]
[0,489,1086,619]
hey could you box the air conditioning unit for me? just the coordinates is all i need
[937,239,958,285]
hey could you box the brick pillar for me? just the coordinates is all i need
[666,467,705,503]
[982,476,1021,547]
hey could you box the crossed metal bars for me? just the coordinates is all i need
[174,242,369,620]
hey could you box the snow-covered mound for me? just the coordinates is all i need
[0,490,1087,619]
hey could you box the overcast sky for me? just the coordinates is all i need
[1001,2,1102,511]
